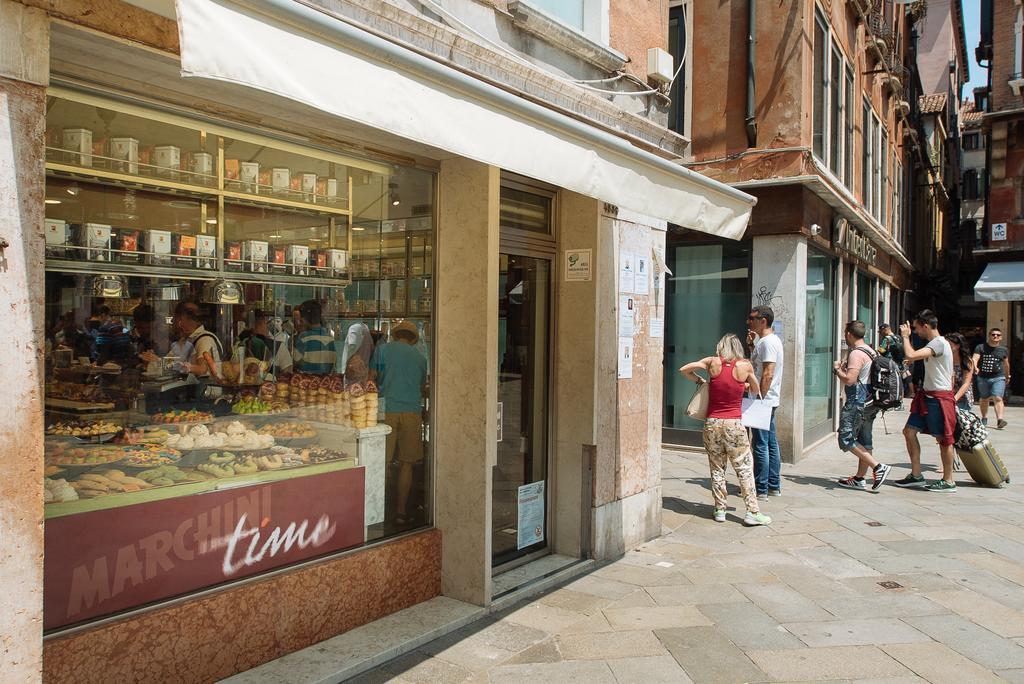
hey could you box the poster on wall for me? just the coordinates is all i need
[619,295,636,337]
[635,255,650,295]
[564,248,593,281]
[517,480,545,549]
[43,468,365,630]
[650,317,664,338]
[618,337,634,379]
[619,252,635,293]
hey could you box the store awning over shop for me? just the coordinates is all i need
[975,262,1024,302]
[174,0,755,240]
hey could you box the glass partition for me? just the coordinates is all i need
[856,270,875,344]
[805,250,836,441]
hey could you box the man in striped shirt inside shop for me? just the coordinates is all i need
[292,299,342,374]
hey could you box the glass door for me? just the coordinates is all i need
[493,253,551,567]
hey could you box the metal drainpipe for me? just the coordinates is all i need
[745,0,758,147]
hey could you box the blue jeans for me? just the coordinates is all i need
[751,407,780,494]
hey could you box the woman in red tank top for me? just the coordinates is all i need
[679,334,771,526]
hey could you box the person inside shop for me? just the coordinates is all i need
[93,305,135,366]
[371,320,428,527]
[53,310,92,360]
[341,321,374,384]
[131,304,163,370]
[238,309,273,366]
[175,301,224,382]
[292,300,342,375]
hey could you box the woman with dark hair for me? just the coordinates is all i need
[946,332,975,412]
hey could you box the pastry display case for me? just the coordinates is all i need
[41,90,435,632]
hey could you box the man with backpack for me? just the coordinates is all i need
[834,321,892,491]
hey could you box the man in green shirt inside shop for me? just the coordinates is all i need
[371,320,428,527]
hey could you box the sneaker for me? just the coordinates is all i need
[757,493,768,502]
[743,512,772,526]
[997,419,1008,430]
[892,473,927,488]
[872,463,892,491]
[982,418,989,426]
[926,479,957,493]
[713,508,726,523]
[768,489,782,497]
[836,476,868,491]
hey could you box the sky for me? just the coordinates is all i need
[961,0,985,98]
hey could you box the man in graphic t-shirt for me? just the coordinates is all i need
[894,310,957,492]
[972,328,1011,430]
[747,306,784,499]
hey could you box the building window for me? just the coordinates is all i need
[813,12,827,159]
[963,169,979,201]
[667,5,686,135]
[531,0,584,31]
[872,113,882,221]
[880,129,888,228]
[1015,8,1023,78]
[963,132,982,150]
[830,46,843,176]
[844,67,855,189]
[862,101,872,213]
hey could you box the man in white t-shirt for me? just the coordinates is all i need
[894,309,957,492]
[747,306,784,499]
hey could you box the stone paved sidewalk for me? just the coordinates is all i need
[357,407,1024,683]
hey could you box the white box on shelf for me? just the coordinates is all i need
[109,137,140,174]
[153,145,181,177]
[62,128,93,167]
[190,151,214,177]
[44,219,69,256]
[196,234,217,269]
[73,223,112,262]
[325,248,349,277]
[271,167,290,194]
[242,240,269,272]
[286,245,310,275]
[144,230,173,265]
[240,162,260,192]
[326,178,339,198]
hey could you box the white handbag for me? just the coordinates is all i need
[741,395,773,431]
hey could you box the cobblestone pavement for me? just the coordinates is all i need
[357,407,1024,683]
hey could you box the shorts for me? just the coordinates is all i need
[976,376,1006,399]
[905,396,946,436]
[385,412,425,464]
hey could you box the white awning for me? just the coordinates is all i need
[975,262,1024,302]
[174,0,755,239]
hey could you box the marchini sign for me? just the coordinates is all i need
[833,218,878,264]
[44,468,364,630]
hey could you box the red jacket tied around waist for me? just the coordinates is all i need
[910,390,957,447]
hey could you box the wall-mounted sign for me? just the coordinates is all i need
[833,218,878,264]
[564,248,593,281]
[992,223,1008,242]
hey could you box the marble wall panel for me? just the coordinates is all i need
[43,530,441,683]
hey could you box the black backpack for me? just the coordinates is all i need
[886,334,905,365]
[855,346,903,410]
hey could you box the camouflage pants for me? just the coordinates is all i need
[702,418,759,513]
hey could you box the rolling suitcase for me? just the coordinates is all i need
[957,439,1011,487]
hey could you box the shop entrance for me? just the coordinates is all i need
[493,252,551,568]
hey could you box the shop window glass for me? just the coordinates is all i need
[804,251,835,440]
[663,238,751,444]
[42,92,435,632]
[857,271,875,343]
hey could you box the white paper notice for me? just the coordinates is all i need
[618,337,634,379]
[619,295,635,337]
[635,255,650,295]
[564,248,593,281]
[619,252,635,293]
[517,480,545,549]
[650,317,664,338]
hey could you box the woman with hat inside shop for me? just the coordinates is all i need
[371,320,428,526]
